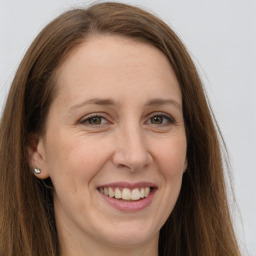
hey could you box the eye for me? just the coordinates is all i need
[146,113,174,126]
[80,114,109,126]
[150,116,164,125]
[88,116,105,125]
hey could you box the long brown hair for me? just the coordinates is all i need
[0,2,241,255]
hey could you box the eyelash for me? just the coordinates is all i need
[80,113,109,126]
[146,112,175,126]
[79,112,175,127]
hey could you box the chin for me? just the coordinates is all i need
[97,223,159,248]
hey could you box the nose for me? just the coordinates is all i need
[112,124,153,172]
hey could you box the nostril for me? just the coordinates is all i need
[112,130,152,171]
[112,151,152,172]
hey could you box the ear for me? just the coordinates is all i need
[27,134,50,179]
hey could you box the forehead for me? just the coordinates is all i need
[53,35,181,106]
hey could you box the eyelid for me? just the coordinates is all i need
[78,111,176,127]
[79,112,111,125]
[146,112,176,125]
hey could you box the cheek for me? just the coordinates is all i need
[155,136,187,177]
[148,136,186,227]
[44,133,111,190]
[44,135,112,219]
[155,135,186,200]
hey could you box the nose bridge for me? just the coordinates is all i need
[113,121,152,171]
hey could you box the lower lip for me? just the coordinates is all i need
[99,189,156,212]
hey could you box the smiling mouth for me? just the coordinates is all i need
[98,187,152,201]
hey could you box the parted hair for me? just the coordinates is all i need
[0,2,241,256]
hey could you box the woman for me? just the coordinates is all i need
[0,2,241,256]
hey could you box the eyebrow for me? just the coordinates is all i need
[145,98,182,110]
[68,98,116,113]
[68,97,182,113]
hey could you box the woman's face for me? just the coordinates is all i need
[32,35,187,252]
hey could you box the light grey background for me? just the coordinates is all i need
[0,0,255,255]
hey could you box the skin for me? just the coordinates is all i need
[29,35,187,256]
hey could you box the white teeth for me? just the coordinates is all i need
[104,187,109,196]
[109,187,115,198]
[140,188,145,198]
[145,187,150,197]
[131,188,140,200]
[122,188,131,200]
[100,187,151,200]
[115,188,122,199]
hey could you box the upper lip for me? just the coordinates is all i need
[97,182,158,189]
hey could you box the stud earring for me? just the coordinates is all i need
[33,168,41,174]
